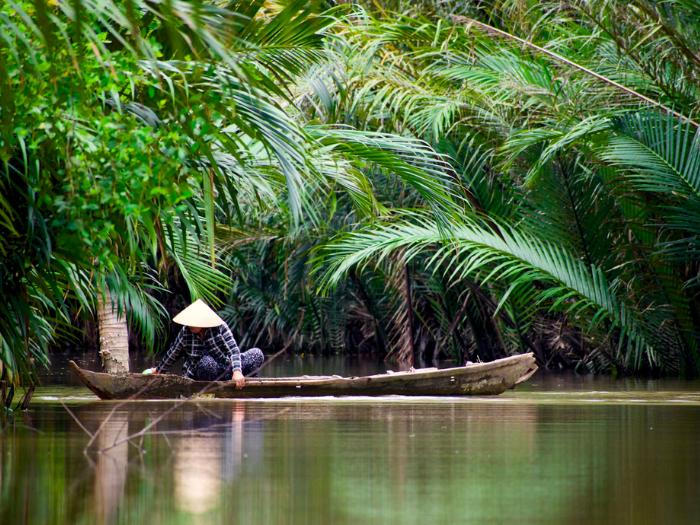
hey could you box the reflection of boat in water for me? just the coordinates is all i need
[69,354,537,400]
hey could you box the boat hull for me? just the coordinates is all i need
[69,353,537,400]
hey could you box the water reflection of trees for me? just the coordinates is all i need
[3,402,700,524]
[0,402,262,524]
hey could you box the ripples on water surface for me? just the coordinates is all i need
[2,360,700,524]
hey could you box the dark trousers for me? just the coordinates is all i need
[193,348,265,381]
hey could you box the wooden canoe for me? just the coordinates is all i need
[69,353,537,400]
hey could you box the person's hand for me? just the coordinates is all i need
[232,370,245,390]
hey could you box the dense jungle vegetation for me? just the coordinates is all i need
[1,0,699,386]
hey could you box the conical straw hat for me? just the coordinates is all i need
[172,299,225,328]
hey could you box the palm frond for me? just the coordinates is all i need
[601,112,700,198]
[165,226,232,307]
[308,126,460,223]
[103,267,169,352]
[317,214,663,370]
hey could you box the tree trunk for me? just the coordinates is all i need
[97,290,130,374]
[386,260,416,368]
[402,263,416,367]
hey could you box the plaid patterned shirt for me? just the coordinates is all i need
[156,324,242,378]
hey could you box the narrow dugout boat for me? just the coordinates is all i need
[69,353,537,400]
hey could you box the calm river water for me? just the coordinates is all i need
[2,355,700,524]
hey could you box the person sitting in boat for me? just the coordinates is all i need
[151,299,264,389]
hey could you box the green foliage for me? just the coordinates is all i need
[0,0,345,383]
[204,0,700,375]
[317,214,670,370]
[298,0,700,374]
[2,0,700,382]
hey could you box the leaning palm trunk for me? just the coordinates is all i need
[97,290,130,374]
[386,256,416,367]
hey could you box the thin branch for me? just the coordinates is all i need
[251,343,291,375]
[193,401,223,420]
[450,16,699,128]
[96,365,242,453]
[61,402,95,439]
[70,347,287,456]
[84,402,122,450]
[125,407,293,438]
[631,0,700,69]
